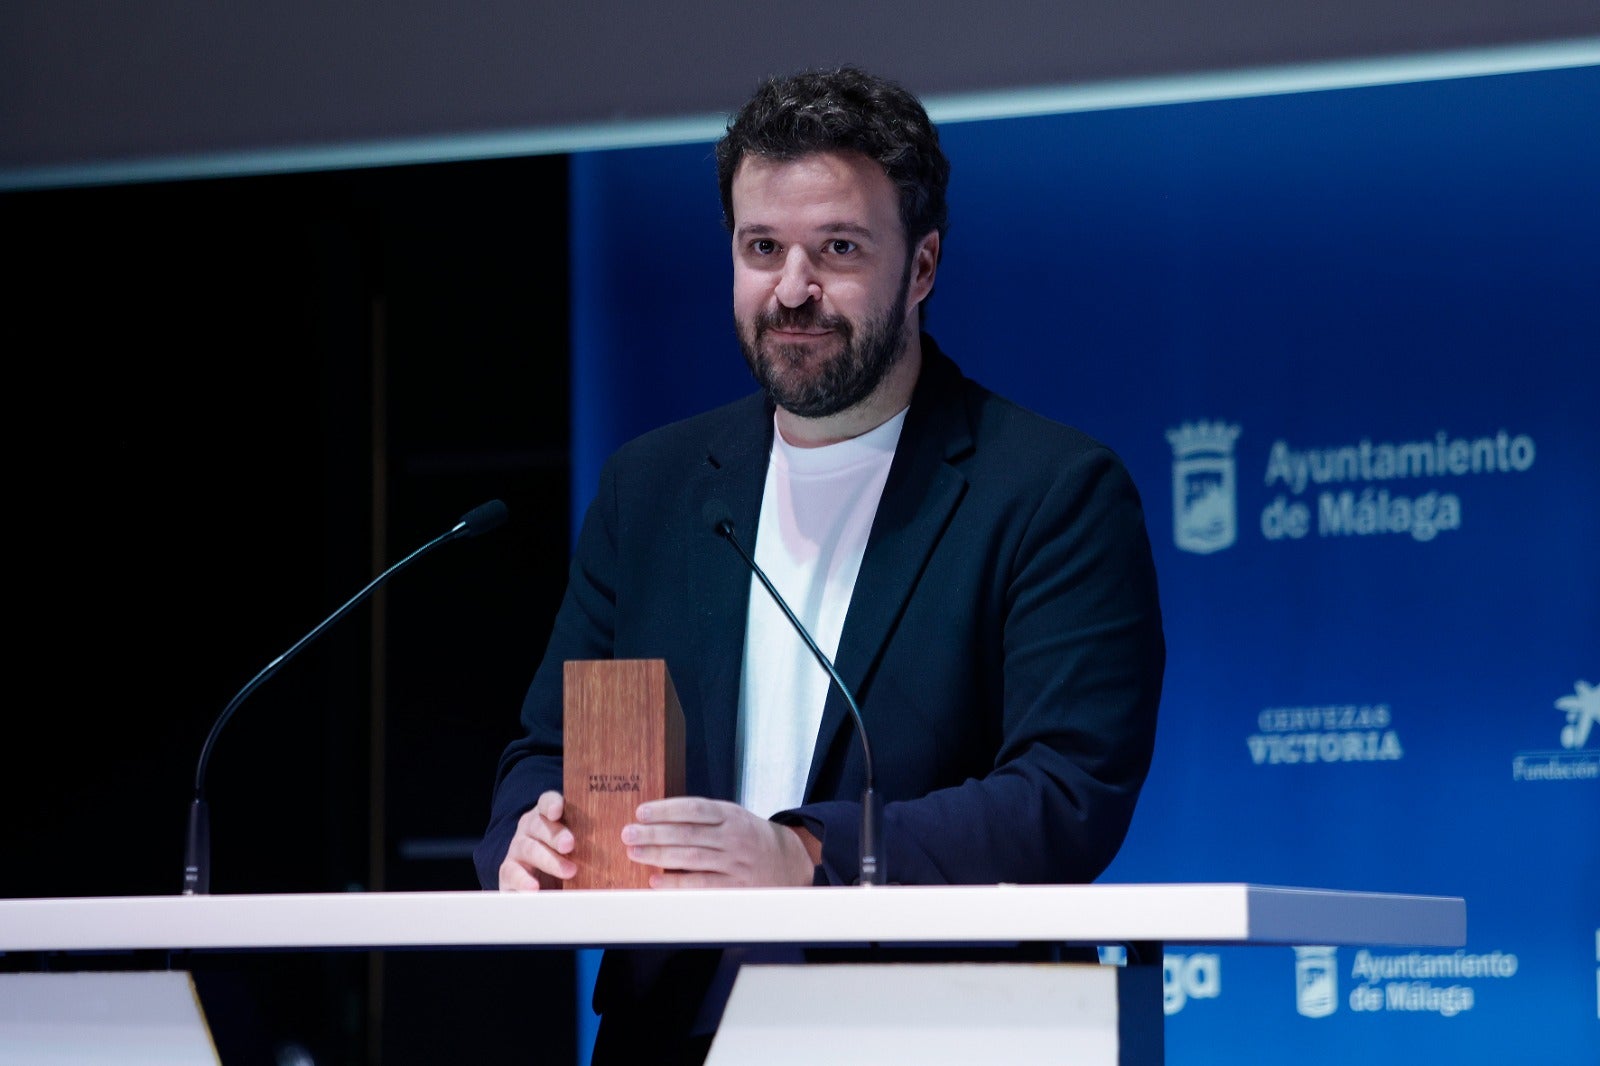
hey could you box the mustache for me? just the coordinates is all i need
[756,304,851,336]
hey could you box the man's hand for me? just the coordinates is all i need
[622,797,819,888]
[498,790,576,891]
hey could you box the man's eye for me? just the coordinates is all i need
[828,239,858,255]
[751,239,778,255]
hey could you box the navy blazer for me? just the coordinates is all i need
[475,337,1165,891]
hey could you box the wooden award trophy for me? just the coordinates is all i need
[561,659,686,889]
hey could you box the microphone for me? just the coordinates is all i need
[181,499,510,895]
[702,499,886,886]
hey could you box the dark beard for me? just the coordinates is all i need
[737,284,910,420]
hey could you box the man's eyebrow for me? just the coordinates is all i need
[735,222,877,240]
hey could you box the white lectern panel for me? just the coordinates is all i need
[0,971,218,1066]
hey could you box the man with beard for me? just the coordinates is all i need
[475,66,1165,1063]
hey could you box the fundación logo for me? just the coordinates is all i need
[1512,679,1600,783]
[1558,680,1599,751]
[1166,421,1242,554]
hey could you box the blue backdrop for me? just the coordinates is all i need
[568,63,1599,1062]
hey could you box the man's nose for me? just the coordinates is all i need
[774,248,821,308]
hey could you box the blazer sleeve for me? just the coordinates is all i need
[779,446,1165,886]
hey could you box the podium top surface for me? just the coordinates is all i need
[0,883,1464,954]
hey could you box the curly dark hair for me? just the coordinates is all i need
[715,66,950,254]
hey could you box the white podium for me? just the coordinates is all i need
[0,884,1465,1064]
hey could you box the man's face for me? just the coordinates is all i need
[730,151,932,420]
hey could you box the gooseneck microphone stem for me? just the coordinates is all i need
[182,499,508,895]
[707,509,886,886]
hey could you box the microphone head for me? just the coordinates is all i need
[701,498,735,537]
[458,499,510,538]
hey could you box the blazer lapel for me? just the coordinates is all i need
[804,344,974,797]
[684,395,773,801]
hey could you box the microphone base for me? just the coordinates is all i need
[182,797,210,896]
[857,787,886,886]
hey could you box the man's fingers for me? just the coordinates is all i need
[621,821,722,850]
[541,817,576,855]
[499,838,565,891]
[498,858,543,892]
[499,855,570,892]
[634,796,727,825]
[536,790,565,822]
[627,843,727,872]
[496,791,579,892]
[616,794,811,888]
[508,806,578,883]
[650,870,733,890]
[544,849,578,879]
[530,791,573,851]
[520,830,577,879]
[517,803,575,855]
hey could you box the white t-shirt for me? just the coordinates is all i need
[735,407,907,819]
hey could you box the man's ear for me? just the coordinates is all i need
[907,230,940,310]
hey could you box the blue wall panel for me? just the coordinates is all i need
[570,64,1599,1061]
